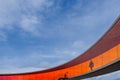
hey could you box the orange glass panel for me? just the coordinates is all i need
[73,65,80,76]
[67,67,73,77]
[102,46,117,66]
[92,55,103,70]
[118,44,120,58]
[76,64,82,76]
[81,62,88,74]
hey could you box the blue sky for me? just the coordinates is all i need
[0,0,120,79]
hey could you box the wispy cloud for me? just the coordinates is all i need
[0,53,53,73]
[0,39,89,73]
[0,31,7,41]
[0,0,120,38]
[0,0,54,37]
[20,15,41,35]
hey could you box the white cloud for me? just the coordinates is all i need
[0,54,47,73]
[28,0,53,10]
[63,0,120,31]
[0,0,20,29]
[0,51,68,74]
[0,31,7,41]
[20,15,41,35]
[29,52,58,59]
[0,0,54,37]
[72,41,87,49]
[54,40,90,60]
[0,0,119,38]
[0,67,46,74]
[0,51,65,73]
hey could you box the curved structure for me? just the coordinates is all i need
[0,16,120,80]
